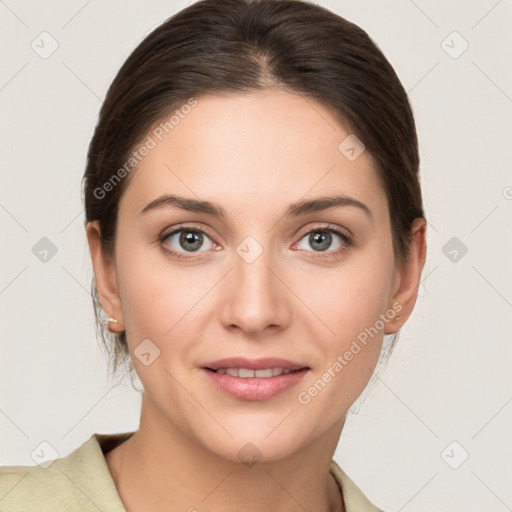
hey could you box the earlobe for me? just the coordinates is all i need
[86,220,124,330]
[385,217,427,335]
[106,316,124,334]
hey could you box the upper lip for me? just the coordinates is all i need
[202,357,309,371]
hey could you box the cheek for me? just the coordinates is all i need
[315,281,387,385]
[317,249,394,343]
[114,235,177,339]
[304,241,395,396]
[296,286,389,422]
[115,238,218,355]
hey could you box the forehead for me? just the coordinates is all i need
[120,89,388,219]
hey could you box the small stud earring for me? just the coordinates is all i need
[107,316,124,334]
[392,316,401,325]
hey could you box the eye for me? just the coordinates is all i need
[159,223,352,262]
[160,225,218,260]
[295,225,352,259]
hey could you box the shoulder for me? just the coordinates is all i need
[0,461,77,511]
[329,459,387,512]
[0,432,134,512]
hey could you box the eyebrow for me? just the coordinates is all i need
[139,193,372,219]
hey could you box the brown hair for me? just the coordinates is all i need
[82,0,425,383]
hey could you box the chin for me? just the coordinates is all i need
[189,415,318,466]
[211,436,306,465]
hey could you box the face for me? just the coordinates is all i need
[91,89,412,462]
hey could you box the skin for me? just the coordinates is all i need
[87,89,426,512]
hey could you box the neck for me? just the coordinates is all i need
[107,394,346,512]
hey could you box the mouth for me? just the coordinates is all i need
[201,357,310,400]
[203,367,306,378]
[202,356,309,373]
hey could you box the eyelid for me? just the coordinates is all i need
[160,222,216,241]
[295,222,352,240]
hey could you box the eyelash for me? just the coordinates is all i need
[158,223,353,262]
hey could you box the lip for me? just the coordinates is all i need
[202,368,309,401]
[202,357,308,371]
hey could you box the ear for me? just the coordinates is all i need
[385,217,427,334]
[86,220,124,330]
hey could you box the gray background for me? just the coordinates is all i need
[1,1,511,510]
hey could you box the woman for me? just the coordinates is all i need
[0,0,426,510]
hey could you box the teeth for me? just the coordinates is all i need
[214,367,297,378]
[255,368,273,378]
[239,368,255,378]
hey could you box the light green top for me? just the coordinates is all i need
[0,432,384,511]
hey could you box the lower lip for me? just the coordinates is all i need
[202,368,309,401]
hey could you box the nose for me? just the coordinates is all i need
[219,243,292,337]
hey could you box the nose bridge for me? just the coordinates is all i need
[220,234,288,334]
